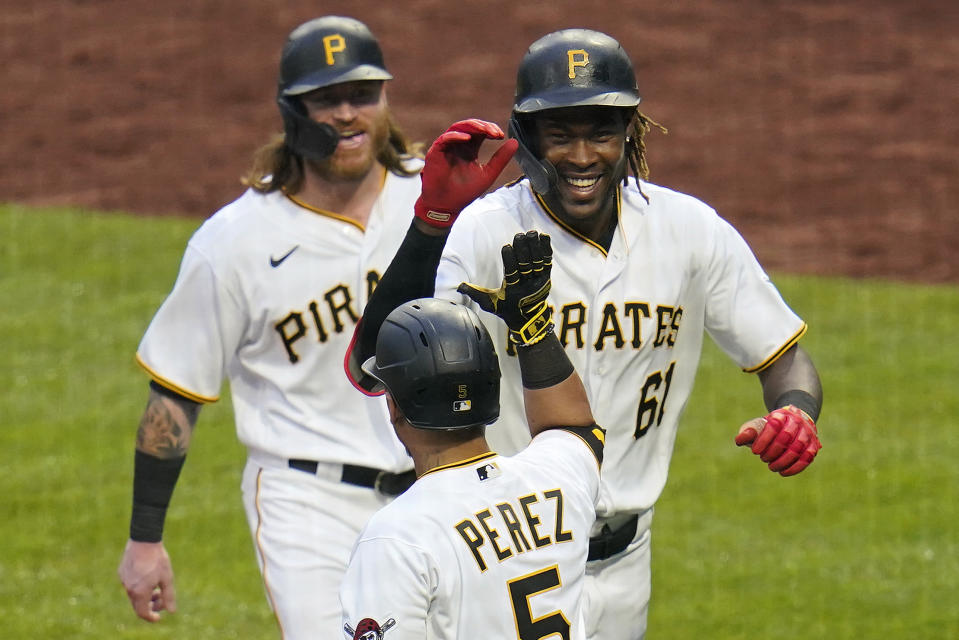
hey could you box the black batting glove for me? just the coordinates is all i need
[458,230,554,346]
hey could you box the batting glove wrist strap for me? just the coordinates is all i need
[773,389,821,422]
[510,301,554,346]
[129,451,186,542]
[457,230,554,346]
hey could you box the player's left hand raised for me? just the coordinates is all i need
[414,119,518,229]
[458,230,554,346]
[735,405,822,476]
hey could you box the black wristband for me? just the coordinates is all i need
[516,332,575,390]
[773,389,821,422]
[129,450,186,542]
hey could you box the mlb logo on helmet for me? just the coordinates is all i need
[452,400,472,412]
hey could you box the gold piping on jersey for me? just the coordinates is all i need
[253,468,285,636]
[284,192,367,232]
[283,165,387,232]
[532,187,623,258]
[135,355,219,403]
[743,323,808,373]
[420,451,498,478]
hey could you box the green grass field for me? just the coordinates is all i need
[2,204,957,639]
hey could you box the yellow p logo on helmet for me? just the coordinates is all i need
[322,34,346,65]
[567,49,589,79]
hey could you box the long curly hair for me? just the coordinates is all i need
[242,110,424,194]
[625,110,667,181]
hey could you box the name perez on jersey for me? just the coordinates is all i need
[454,489,572,572]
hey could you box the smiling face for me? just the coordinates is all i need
[300,80,389,181]
[531,106,628,237]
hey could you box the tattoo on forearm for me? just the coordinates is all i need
[136,391,200,458]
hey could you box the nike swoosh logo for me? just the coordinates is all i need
[270,245,299,268]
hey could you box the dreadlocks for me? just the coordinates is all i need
[624,110,668,202]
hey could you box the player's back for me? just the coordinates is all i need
[340,428,602,640]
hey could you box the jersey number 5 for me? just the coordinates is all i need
[634,361,677,439]
[507,565,571,640]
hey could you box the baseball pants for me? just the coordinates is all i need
[583,509,654,640]
[241,452,393,640]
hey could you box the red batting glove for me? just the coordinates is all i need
[414,119,518,229]
[735,405,822,476]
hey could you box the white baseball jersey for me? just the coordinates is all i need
[340,427,603,640]
[436,177,806,517]
[137,165,421,470]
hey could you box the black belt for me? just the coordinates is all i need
[588,514,639,561]
[288,459,416,497]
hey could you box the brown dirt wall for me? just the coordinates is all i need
[3,0,957,283]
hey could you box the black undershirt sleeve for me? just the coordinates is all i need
[349,223,449,389]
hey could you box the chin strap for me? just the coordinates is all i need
[277,96,339,162]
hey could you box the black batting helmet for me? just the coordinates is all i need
[276,16,392,161]
[513,29,640,114]
[508,29,641,193]
[362,299,500,430]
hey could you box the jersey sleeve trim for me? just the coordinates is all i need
[742,322,808,373]
[135,355,219,404]
[539,424,605,470]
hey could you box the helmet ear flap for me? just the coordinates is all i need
[278,96,339,161]
[507,115,557,195]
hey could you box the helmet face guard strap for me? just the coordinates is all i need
[507,115,557,195]
[278,96,340,162]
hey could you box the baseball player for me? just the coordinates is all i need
[348,29,823,640]
[117,16,426,639]
[341,232,605,640]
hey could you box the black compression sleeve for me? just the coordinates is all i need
[356,222,449,362]
[516,332,575,389]
[129,450,186,542]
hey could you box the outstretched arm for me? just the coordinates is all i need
[517,334,595,436]
[117,384,200,622]
[459,230,595,436]
[345,119,516,391]
[735,345,824,476]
